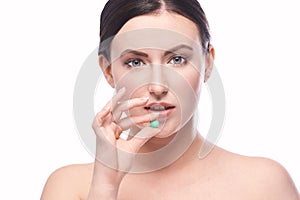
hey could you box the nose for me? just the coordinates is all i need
[148,83,168,99]
[148,64,168,99]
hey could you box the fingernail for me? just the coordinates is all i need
[140,97,149,101]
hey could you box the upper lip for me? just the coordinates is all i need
[144,102,176,109]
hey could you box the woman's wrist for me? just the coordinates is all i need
[93,159,125,185]
[88,183,119,200]
[88,160,124,199]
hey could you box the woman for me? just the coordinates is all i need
[41,0,299,199]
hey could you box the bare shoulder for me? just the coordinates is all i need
[41,163,94,200]
[243,156,299,199]
[216,148,300,199]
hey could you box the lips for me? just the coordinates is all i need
[144,102,176,117]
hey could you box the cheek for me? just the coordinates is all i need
[182,69,202,99]
[111,61,128,84]
[190,73,201,90]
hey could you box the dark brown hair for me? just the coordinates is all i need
[98,0,211,58]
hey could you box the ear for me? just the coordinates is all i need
[204,45,215,83]
[98,55,115,88]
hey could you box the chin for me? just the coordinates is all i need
[155,113,195,139]
[153,122,179,138]
[153,131,174,138]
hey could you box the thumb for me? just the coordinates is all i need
[122,127,161,153]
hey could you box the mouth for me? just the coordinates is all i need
[144,103,176,117]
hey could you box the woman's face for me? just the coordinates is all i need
[101,12,213,138]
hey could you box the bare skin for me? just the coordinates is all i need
[41,12,299,200]
[41,136,299,199]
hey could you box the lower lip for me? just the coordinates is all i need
[147,108,175,118]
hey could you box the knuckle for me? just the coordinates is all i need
[92,118,100,129]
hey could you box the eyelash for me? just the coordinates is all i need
[124,56,188,68]
[124,58,146,68]
[168,56,187,66]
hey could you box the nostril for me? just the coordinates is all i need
[148,82,168,90]
[148,84,168,97]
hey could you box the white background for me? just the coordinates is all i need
[0,0,299,199]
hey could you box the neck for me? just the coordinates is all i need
[131,116,204,173]
[141,116,198,152]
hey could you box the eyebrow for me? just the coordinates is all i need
[120,49,149,58]
[164,44,193,56]
[119,44,193,58]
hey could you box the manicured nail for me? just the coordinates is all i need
[150,119,159,128]
[140,97,149,101]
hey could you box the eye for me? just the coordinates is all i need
[125,59,145,68]
[169,56,187,66]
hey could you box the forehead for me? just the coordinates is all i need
[117,12,200,42]
[110,12,202,61]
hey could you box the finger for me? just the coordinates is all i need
[112,122,123,140]
[95,87,126,125]
[111,87,126,111]
[95,104,111,126]
[94,88,124,126]
[119,127,161,153]
[110,88,127,122]
[118,97,149,111]
[118,112,159,131]
[113,97,149,121]
[92,117,118,145]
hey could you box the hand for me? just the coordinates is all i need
[91,87,160,189]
